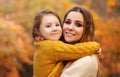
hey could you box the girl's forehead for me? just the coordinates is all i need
[42,14,57,20]
[40,14,60,25]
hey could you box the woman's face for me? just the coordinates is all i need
[39,14,62,40]
[63,11,84,43]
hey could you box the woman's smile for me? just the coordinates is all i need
[65,31,75,37]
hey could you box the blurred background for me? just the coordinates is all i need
[0,0,120,77]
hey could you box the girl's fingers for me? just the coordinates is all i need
[35,36,45,41]
[97,48,102,56]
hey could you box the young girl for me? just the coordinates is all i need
[32,9,100,77]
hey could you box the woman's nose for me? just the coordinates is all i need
[68,24,73,30]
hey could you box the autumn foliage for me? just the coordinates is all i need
[0,18,34,77]
[94,17,120,76]
[0,0,120,77]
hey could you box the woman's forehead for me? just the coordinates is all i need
[66,11,84,22]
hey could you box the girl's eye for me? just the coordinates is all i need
[46,25,51,28]
[76,23,83,27]
[56,24,60,27]
[65,21,71,24]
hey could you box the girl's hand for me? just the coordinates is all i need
[96,48,102,56]
[35,35,45,41]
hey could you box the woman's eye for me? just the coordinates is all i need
[76,23,83,27]
[65,21,71,24]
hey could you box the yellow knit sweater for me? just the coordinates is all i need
[33,40,100,77]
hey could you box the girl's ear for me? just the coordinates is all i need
[35,28,40,35]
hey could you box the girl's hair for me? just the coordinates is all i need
[32,9,62,39]
[63,6,95,42]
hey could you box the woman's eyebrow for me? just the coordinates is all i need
[76,20,83,24]
[65,19,70,21]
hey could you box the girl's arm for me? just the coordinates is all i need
[34,40,100,61]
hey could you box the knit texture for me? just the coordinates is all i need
[33,40,100,77]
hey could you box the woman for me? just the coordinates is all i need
[60,6,99,77]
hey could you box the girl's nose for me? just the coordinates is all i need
[52,25,57,30]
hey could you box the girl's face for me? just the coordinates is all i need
[39,14,62,40]
[63,11,84,43]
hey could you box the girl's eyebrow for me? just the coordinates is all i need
[46,23,51,24]
[44,23,51,26]
[55,22,60,24]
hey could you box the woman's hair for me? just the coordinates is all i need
[63,6,95,42]
[32,9,62,39]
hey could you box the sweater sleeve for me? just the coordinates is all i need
[34,40,100,62]
[48,62,64,77]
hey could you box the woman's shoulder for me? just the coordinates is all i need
[72,55,98,65]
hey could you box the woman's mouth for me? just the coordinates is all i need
[65,32,75,37]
